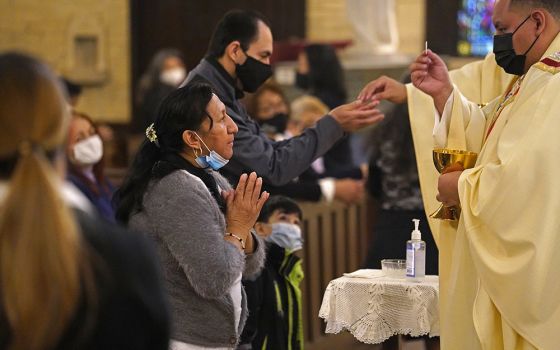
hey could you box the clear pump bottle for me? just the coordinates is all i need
[406,219,426,280]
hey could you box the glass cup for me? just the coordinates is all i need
[381,259,406,278]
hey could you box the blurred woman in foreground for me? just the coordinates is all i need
[0,52,169,350]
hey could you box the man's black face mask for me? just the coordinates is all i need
[236,52,273,93]
[493,14,540,75]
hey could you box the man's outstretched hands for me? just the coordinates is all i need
[329,99,384,132]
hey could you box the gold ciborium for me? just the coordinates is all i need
[430,148,478,221]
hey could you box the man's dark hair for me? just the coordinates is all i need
[257,195,302,223]
[206,9,271,59]
[511,0,560,18]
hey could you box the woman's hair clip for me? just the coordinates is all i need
[145,123,160,147]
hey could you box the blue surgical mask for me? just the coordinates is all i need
[193,132,229,171]
[266,222,303,252]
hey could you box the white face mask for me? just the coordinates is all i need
[72,134,103,166]
[160,67,186,86]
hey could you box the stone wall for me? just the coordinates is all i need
[0,0,130,123]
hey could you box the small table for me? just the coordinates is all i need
[319,269,439,344]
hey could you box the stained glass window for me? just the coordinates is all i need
[457,0,495,56]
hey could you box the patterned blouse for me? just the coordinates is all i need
[368,104,424,211]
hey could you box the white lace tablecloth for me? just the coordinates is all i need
[319,269,439,344]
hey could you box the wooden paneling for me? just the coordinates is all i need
[299,199,372,349]
[303,212,322,342]
[426,0,460,55]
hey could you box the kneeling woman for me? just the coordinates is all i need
[115,82,268,349]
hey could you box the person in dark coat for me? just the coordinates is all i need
[239,196,304,350]
[184,10,384,188]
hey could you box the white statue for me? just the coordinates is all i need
[345,0,399,56]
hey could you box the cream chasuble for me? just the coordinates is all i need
[425,34,560,349]
[407,54,512,349]
[407,53,513,246]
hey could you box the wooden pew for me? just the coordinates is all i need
[298,199,374,349]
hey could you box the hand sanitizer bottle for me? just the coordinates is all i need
[406,219,426,280]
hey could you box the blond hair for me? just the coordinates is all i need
[290,95,329,127]
[0,53,92,350]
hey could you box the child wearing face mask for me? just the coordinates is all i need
[238,196,304,350]
[67,111,116,222]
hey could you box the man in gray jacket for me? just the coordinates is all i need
[185,9,384,187]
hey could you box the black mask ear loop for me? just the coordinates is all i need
[515,14,541,55]
[523,32,541,55]
[512,14,532,35]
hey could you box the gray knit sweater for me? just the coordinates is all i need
[129,169,265,347]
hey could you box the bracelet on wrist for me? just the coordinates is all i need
[225,232,246,250]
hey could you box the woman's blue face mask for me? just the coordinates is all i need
[193,132,229,171]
